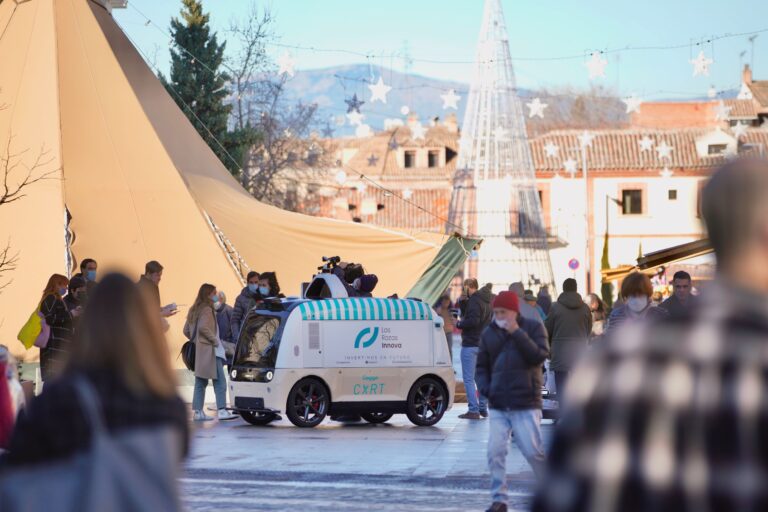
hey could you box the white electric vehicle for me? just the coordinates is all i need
[228,265,455,428]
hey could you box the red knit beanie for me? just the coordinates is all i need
[492,291,520,312]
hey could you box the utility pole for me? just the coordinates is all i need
[749,35,758,71]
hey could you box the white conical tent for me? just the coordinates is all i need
[0,0,442,360]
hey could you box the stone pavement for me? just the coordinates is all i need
[183,403,554,511]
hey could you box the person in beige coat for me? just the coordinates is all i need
[184,284,237,422]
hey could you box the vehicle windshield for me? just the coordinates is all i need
[234,314,282,367]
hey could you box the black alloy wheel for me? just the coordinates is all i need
[406,377,447,426]
[361,412,394,424]
[286,378,329,428]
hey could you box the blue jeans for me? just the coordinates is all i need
[460,346,488,414]
[488,409,545,504]
[192,357,228,411]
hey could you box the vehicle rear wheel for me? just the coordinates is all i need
[240,411,277,426]
[406,377,447,426]
[361,412,393,424]
[286,378,329,428]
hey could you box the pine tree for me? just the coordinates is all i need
[160,0,237,174]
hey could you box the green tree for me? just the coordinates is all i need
[160,0,238,174]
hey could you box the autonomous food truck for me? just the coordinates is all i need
[228,258,455,428]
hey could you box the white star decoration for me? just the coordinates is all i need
[410,122,426,140]
[493,126,508,140]
[638,136,654,152]
[714,100,732,121]
[355,124,372,138]
[400,106,410,116]
[346,111,364,126]
[402,188,413,200]
[732,122,748,140]
[526,98,548,119]
[585,51,607,79]
[544,142,559,158]
[707,86,718,99]
[440,89,461,110]
[622,95,642,114]
[689,51,713,77]
[660,167,674,178]
[368,76,392,104]
[277,51,296,77]
[335,170,347,184]
[563,158,578,176]
[578,131,594,148]
[656,141,674,160]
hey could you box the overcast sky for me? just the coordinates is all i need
[115,0,768,100]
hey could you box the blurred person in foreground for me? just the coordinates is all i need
[1,273,188,510]
[533,158,768,512]
[477,291,549,512]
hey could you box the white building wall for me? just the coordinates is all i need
[541,174,708,296]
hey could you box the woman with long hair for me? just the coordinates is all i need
[39,274,79,381]
[257,272,284,299]
[586,293,607,338]
[3,273,189,509]
[185,284,237,421]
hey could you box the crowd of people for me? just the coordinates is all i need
[1,159,766,512]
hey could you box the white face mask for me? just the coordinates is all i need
[627,296,648,313]
[494,318,509,329]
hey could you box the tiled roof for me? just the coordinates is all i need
[724,99,759,119]
[747,81,768,107]
[530,128,768,171]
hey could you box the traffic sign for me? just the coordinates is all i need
[568,258,580,270]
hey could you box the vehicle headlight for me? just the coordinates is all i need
[231,369,237,379]
[266,371,274,381]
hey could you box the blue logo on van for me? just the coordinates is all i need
[354,327,379,349]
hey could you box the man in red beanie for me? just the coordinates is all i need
[476,290,549,512]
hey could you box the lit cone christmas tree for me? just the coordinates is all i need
[448,0,554,291]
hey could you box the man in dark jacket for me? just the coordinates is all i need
[544,278,591,405]
[230,271,261,342]
[659,270,697,317]
[476,291,549,512]
[456,278,493,419]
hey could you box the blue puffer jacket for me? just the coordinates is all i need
[475,316,550,410]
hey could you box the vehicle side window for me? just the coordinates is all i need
[235,315,282,366]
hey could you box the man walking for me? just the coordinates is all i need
[456,278,492,419]
[659,270,696,317]
[476,291,549,512]
[544,278,591,404]
[534,158,768,512]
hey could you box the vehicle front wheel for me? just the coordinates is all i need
[240,411,277,426]
[286,378,329,428]
[406,377,447,426]
[361,412,393,424]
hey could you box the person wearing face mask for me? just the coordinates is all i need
[604,272,667,337]
[258,272,284,299]
[39,274,81,382]
[184,284,237,422]
[475,291,549,512]
[544,278,592,405]
[230,271,261,343]
[72,258,98,292]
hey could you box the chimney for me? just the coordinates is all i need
[743,64,753,84]
[443,113,459,133]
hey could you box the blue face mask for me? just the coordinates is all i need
[86,270,97,282]
[212,294,219,304]
[59,287,68,297]
[258,286,269,296]
[248,283,258,294]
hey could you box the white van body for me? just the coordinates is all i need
[229,279,454,427]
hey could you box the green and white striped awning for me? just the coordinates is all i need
[297,298,433,321]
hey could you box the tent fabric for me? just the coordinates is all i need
[407,235,481,306]
[0,0,447,361]
[90,1,444,297]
